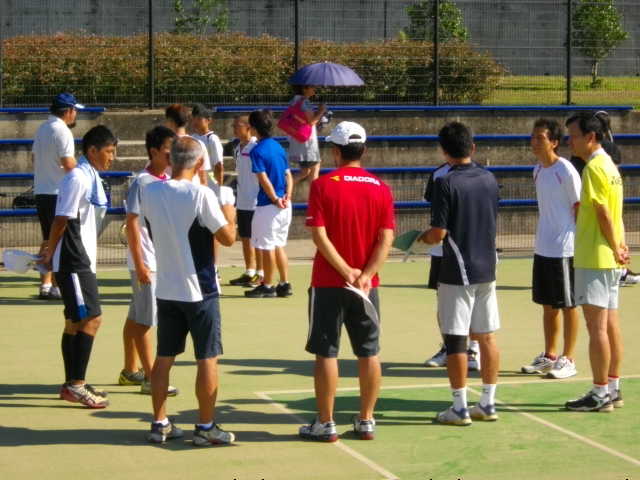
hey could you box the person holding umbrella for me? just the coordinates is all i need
[288,85,326,185]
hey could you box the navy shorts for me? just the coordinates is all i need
[428,256,442,290]
[306,287,380,358]
[55,271,102,323]
[35,194,57,240]
[532,254,575,309]
[156,295,223,360]
[237,209,254,239]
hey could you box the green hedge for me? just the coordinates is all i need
[2,32,508,107]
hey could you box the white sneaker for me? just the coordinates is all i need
[469,403,498,422]
[299,418,338,442]
[467,348,481,371]
[435,406,471,426]
[521,352,554,374]
[620,272,640,286]
[546,355,577,379]
[352,415,375,440]
[424,344,447,367]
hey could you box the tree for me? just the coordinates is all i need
[172,0,230,36]
[572,0,628,87]
[400,0,469,42]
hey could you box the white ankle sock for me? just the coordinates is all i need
[468,340,479,352]
[593,383,608,397]
[155,418,169,426]
[41,283,52,289]
[246,269,255,276]
[480,384,497,407]
[608,376,620,393]
[197,421,213,430]
[256,270,264,277]
[452,387,467,410]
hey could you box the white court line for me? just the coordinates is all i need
[465,386,640,468]
[255,391,399,480]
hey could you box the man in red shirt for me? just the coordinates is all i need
[299,122,395,442]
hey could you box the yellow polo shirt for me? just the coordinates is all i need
[574,149,624,269]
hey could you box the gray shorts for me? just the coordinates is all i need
[438,281,500,335]
[127,270,157,327]
[574,268,623,309]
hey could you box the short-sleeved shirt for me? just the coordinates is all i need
[33,115,76,195]
[250,137,290,207]
[574,149,624,269]
[140,179,227,302]
[430,162,500,286]
[235,138,259,211]
[125,169,167,271]
[533,157,581,258]
[424,163,451,257]
[52,167,97,273]
[306,166,395,288]
[193,132,223,167]
[163,136,211,185]
[570,139,621,177]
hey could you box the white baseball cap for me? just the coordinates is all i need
[325,121,366,146]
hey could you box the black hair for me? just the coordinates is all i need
[333,136,366,160]
[438,122,474,159]
[165,103,190,128]
[533,118,564,153]
[50,106,73,118]
[565,111,604,143]
[248,109,274,138]
[595,111,613,142]
[192,103,214,119]
[82,125,118,155]
[291,85,305,96]
[145,125,176,159]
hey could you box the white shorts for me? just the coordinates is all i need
[574,268,623,309]
[438,281,500,335]
[251,204,292,250]
[127,270,157,327]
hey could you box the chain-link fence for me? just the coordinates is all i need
[1,1,638,108]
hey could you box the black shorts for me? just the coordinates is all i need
[156,295,222,360]
[532,254,575,309]
[296,160,320,168]
[306,287,380,358]
[428,256,443,290]
[237,209,255,239]
[54,271,102,323]
[35,194,58,240]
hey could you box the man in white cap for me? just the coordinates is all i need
[32,92,83,300]
[299,121,395,442]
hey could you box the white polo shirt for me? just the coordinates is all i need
[235,138,259,211]
[32,115,76,195]
[193,132,223,168]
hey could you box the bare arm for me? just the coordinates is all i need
[41,216,69,270]
[418,227,447,245]
[310,226,362,284]
[304,104,327,126]
[61,156,77,172]
[214,203,237,247]
[353,228,394,294]
[125,213,151,284]
[593,201,628,265]
[573,203,579,222]
[214,162,224,186]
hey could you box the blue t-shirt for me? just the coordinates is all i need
[250,137,290,207]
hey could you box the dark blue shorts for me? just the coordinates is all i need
[55,271,102,323]
[156,295,223,360]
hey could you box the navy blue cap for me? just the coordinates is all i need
[52,93,85,109]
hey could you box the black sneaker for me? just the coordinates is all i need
[244,284,276,298]
[565,391,613,412]
[275,282,293,297]
[149,418,184,443]
[229,273,252,286]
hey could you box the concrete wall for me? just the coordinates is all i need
[2,1,638,76]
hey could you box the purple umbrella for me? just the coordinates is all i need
[289,62,364,86]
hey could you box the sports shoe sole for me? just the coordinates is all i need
[613,399,624,408]
[435,413,471,426]
[192,432,236,446]
[299,431,339,442]
[469,406,498,422]
[546,369,577,379]
[565,403,613,413]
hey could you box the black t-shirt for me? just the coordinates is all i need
[430,162,500,285]
[570,139,621,177]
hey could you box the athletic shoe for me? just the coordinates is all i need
[611,389,624,408]
[149,418,183,443]
[60,383,108,401]
[244,274,263,288]
[521,352,554,374]
[620,271,640,286]
[192,424,235,446]
[85,384,109,397]
[141,377,179,396]
[467,348,481,371]
[39,286,50,299]
[424,344,447,367]
[229,273,252,286]
[435,406,471,426]
[469,403,498,422]
[275,282,293,297]
[47,288,63,301]
[118,367,145,385]
[62,384,110,408]
[565,391,613,412]
[546,356,577,379]
[244,284,276,298]
[299,418,339,442]
[352,415,375,440]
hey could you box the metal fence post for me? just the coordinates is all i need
[566,0,572,106]
[434,0,440,106]
[294,0,300,71]
[148,0,155,110]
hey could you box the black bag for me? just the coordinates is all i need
[12,187,36,208]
